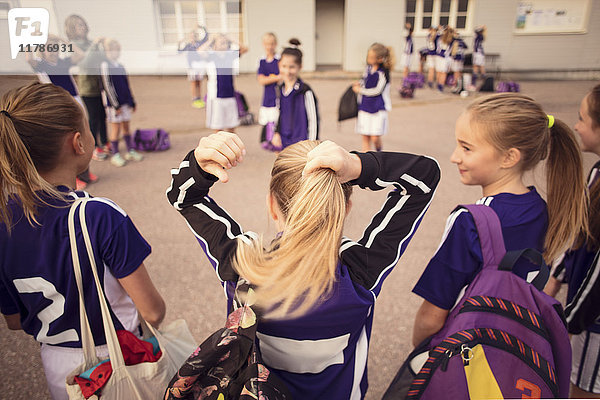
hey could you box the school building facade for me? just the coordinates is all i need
[1,0,599,78]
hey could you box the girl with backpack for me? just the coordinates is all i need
[547,84,600,398]
[353,43,394,152]
[166,131,440,399]
[0,83,166,400]
[271,38,318,151]
[412,93,587,347]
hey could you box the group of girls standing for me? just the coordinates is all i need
[2,33,600,400]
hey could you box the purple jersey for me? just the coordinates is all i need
[404,35,414,55]
[474,32,485,55]
[258,56,279,107]
[413,188,548,310]
[100,60,136,108]
[358,66,389,114]
[0,187,150,348]
[167,150,440,399]
[32,57,78,96]
[276,79,318,148]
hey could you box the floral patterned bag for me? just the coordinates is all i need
[164,280,293,400]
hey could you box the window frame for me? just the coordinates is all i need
[406,0,475,36]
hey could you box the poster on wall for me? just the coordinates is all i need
[514,0,591,34]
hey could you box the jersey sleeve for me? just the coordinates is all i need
[340,151,440,297]
[412,209,484,310]
[0,277,19,315]
[359,71,387,97]
[166,151,257,283]
[100,61,119,108]
[565,251,600,334]
[257,59,266,75]
[86,199,151,279]
[304,90,318,140]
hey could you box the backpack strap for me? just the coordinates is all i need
[499,248,549,291]
[461,204,506,270]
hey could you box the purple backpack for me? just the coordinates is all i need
[133,128,171,151]
[384,205,571,399]
[496,81,521,93]
[403,72,425,89]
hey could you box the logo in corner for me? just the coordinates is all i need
[8,8,49,59]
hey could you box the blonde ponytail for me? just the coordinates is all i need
[233,141,352,319]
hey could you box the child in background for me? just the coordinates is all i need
[411,93,587,348]
[272,39,318,150]
[472,25,486,88]
[0,82,165,400]
[167,132,440,399]
[353,43,393,152]
[205,34,247,133]
[178,26,210,108]
[257,32,280,149]
[450,31,468,94]
[435,26,454,92]
[401,22,414,78]
[425,27,439,88]
[100,38,143,167]
[546,84,600,398]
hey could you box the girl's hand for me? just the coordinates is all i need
[303,140,362,183]
[352,82,361,93]
[194,131,246,183]
[271,133,282,148]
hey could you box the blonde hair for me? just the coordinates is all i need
[64,14,88,41]
[467,93,588,263]
[262,32,277,43]
[103,38,121,50]
[0,82,85,231]
[368,43,395,71]
[441,27,454,45]
[233,141,352,319]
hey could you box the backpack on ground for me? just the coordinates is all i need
[479,76,495,92]
[399,86,415,99]
[133,128,171,151]
[383,204,571,400]
[235,91,255,125]
[164,279,292,400]
[496,81,521,93]
[338,85,358,122]
[403,72,425,89]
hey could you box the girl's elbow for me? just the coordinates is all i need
[143,299,166,328]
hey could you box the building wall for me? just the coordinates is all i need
[241,0,315,73]
[473,0,600,71]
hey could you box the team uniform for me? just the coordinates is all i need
[552,161,600,393]
[400,34,413,69]
[0,187,150,399]
[435,38,453,74]
[426,33,439,70]
[179,38,209,81]
[276,78,318,148]
[100,60,136,123]
[356,65,391,136]
[413,188,548,311]
[31,56,82,105]
[206,51,240,130]
[473,31,485,67]
[257,55,280,126]
[167,150,441,400]
[451,38,468,73]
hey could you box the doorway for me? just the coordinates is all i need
[315,0,344,70]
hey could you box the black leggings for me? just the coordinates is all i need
[82,95,107,147]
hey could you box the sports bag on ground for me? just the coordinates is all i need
[383,204,571,400]
[164,279,293,400]
[338,85,358,122]
[235,91,255,126]
[133,129,171,151]
[403,72,425,89]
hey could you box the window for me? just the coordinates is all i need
[156,0,243,47]
[405,0,473,33]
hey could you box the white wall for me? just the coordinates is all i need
[315,0,344,66]
[242,0,316,72]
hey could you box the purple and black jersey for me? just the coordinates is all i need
[100,60,136,109]
[167,150,440,399]
[453,38,468,61]
[0,187,150,348]
[427,33,439,56]
[32,58,78,96]
[276,79,318,148]
[358,65,389,114]
[258,56,279,107]
[404,35,414,55]
[413,188,548,310]
[474,32,485,55]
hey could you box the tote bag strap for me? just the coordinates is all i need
[69,198,127,370]
[68,199,99,365]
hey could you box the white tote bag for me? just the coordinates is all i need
[64,198,197,399]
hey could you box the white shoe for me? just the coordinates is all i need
[124,150,143,162]
[110,153,127,167]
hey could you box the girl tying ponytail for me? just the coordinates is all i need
[167,131,440,399]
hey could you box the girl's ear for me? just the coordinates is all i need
[71,131,86,155]
[502,147,521,169]
[266,192,279,222]
[346,198,353,217]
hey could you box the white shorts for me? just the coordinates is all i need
[451,60,464,72]
[356,110,388,136]
[473,52,485,66]
[258,106,279,126]
[571,330,600,393]
[435,56,451,73]
[41,343,111,400]
[206,97,239,130]
[426,55,436,69]
[400,53,412,68]
[106,104,132,124]
[187,61,208,81]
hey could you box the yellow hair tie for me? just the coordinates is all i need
[547,114,555,128]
